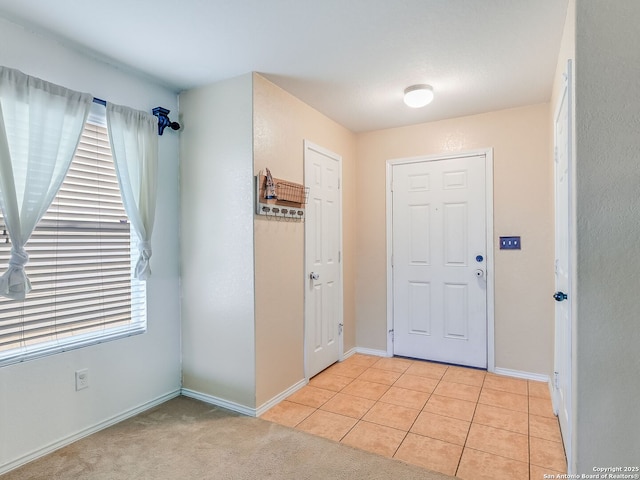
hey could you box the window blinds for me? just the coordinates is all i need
[0,122,146,365]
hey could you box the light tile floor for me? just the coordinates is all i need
[261,354,567,479]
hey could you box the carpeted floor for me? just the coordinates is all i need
[2,396,457,479]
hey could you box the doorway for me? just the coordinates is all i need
[386,150,494,369]
[304,140,343,378]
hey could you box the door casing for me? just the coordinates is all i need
[385,149,495,371]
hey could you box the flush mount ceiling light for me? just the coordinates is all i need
[403,84,434,108]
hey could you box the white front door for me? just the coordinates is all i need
[391,154,488,368]
[304,141,342,378]
[553,60,573,464]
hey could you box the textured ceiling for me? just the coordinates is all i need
[0,0,568,132]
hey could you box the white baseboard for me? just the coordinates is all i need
[0,389,181,476]
[182,380,309,419]
[493,367,550,383]
[180,388,256,417]
[354,347,389,358]
[255,378,307,417]
[341,347,357,360]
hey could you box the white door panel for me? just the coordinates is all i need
[392,155,487,368]
[553,60,573,465]
[305,141,342,378]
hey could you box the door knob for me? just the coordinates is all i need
[553,291,568,302]
[310,272,320,280]
[474,269,484,277]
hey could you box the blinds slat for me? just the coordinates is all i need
[0,316,135,350]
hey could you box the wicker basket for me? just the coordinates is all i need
[276,181,309,204]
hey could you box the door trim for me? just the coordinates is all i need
[385,148,495,372]
[303,140,344,380]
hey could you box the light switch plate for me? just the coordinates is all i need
[500,236,521,250]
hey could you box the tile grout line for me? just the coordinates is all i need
[388,362,444,459]
[453,369,485,477]
[362,360,407,456]
[468,376,532,476]
[322,358,406,444]
[356,358,442,459]
[336,365,384,444]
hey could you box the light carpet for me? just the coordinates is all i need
[3,396,457,479]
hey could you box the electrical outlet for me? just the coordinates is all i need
[75,369,89,391]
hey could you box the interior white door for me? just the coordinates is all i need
[553,60,572,463]
[304,141,342,378]
[392,155,487,368]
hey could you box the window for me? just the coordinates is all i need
[0,116,146,366]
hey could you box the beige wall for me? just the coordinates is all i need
[253,74,357,407]
[355,104,554,375]
[180,74,257,408]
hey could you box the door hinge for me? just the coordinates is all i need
[554,371,560,390]
[391,254,394,267]
[339,323,344,335]
[388,329,394,341]
[339,251,341,263]
[338,178,341,189]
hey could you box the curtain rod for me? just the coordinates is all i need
[92,97,180,135]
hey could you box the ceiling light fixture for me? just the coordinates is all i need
[403,84,434,108]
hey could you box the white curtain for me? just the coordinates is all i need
[0,67,92,299]
[106,103,158,280]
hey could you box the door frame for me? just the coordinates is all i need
[385,148,495,372]
[303,140,344,380]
